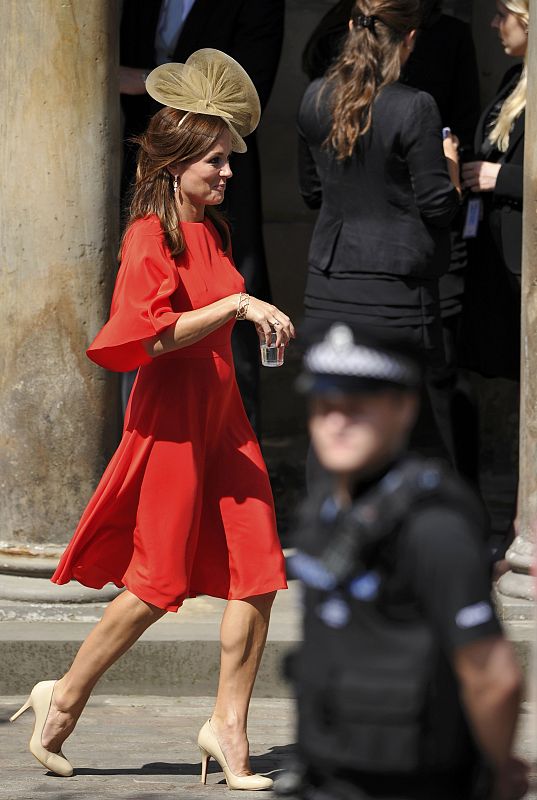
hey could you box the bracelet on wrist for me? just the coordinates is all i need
[235,292,250,321]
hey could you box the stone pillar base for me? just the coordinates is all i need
[494,528,535,622]
[0,573,121,606]
[495,581,535,622]
[0,574,121,604]
[497,567,534,600]
[0,548,123,604]
[1,550,64,579]
[0,551,121,605]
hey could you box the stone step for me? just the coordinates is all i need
[0,582,301,697]
[0,574,533,701]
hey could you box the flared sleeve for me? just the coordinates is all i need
[87,217,182,372]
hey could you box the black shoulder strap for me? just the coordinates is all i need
[293,458,485,589]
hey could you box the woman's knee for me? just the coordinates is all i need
[105,589,167,625]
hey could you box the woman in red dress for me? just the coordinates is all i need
[10,50,294,791]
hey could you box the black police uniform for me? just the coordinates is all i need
[287,457,501,800]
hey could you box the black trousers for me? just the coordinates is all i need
[440,313,480,486]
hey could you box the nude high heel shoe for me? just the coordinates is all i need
[10,680,74,777]
[198,719,273,791]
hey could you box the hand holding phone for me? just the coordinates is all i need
[442,127,460,161]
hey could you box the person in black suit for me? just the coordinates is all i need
[401,0,482,484]
[301,0,481,481]
[119,0,285,435]
[459,0,527,569]
[302,0,480,326]
[401,0,481,323]
[302,0,480,152]
[298,0,461,465]
[461,0,527,382]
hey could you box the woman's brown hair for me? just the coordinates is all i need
[325,0,421,160]
[121,107,230,259]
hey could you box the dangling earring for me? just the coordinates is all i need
[173,175,178,193]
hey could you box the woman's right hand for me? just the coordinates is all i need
[442,132,460,163]
[442,132,462,195]
[242,296,296,347]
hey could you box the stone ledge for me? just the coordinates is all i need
[0,574,121,604]
[0,638,294,698]
[0,552,62,578]
[0,583,300,696]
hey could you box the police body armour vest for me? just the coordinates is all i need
[288,456,486,775]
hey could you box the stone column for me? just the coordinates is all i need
[496,0,536,617]
[0,1,120,586]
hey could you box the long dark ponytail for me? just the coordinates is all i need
[325,0,420,160]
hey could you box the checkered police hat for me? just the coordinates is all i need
[299,322,422,394]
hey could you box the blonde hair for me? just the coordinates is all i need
[488,0,529,152]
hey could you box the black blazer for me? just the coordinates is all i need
[303,8,481,149]
[120,0,285,299]
[298,80,459,281]
[475,64,524,276]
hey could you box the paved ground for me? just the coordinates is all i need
[1,696,293,800]
[2,696,536,800]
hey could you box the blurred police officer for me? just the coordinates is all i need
[280,322,527,800]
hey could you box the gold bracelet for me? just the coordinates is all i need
[235,292,250,321]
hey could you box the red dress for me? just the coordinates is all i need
[52,215,287,611]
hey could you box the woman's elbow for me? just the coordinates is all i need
[420,193,461,228]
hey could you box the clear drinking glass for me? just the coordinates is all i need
[260,331,285,367]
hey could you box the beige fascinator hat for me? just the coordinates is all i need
[145,48,261,153]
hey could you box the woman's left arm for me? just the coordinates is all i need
[402,91,460,227]
[494,163,523,201]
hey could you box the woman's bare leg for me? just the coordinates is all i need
[41,589,166,752]
[210,591,276,775]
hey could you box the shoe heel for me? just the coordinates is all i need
[199,745,210,784]
[10,697,32,723]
